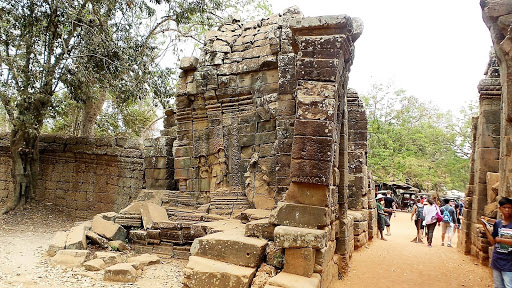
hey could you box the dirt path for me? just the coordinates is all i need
[333,211,493,288]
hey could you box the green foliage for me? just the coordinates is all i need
[362,83,476,192]
[95,98,157,137]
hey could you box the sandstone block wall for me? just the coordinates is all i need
[170,7,370,287]
[459,51,501,265]
[346,89,374,247]
[481,1,512,201]
[0,134,145,219]
[144,109,178,191]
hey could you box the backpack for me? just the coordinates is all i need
[416,204,425,220]
[442,207,452,223]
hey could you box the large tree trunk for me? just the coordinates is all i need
[1,128,39,214]
[80,90,108,136]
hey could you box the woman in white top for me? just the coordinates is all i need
[423,198,439,247]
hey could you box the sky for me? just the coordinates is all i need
[269,0,493,113]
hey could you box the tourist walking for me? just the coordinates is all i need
[375,194,387,241]
[383,191,396,236]
[410,198,424,243]
[454,202,461,236]
[482,197,512,288]
[440,198,457,247]
[423,198,438,247]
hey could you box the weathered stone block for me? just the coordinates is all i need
[65,224,87,250]
[291,136,333,162]
[283,247,315,277]
[269,202,330,229]
[51,249,92,268]
[180,56,199,70]
[274,226,328,249]
[83,258,106,271]
[104,263,137,283]
[127,254,161,269]
[290,159,332,185]
[95,251,122,266]
[86,230,109,248]
[191,230,268,267]
[92,215,127,241]
[48,231,68,257]
[183,256,257,288]
[141,202,171,229]
[240,209,272,223]
[284,182,329,207]
[245,219,276,239]
[128,230,148,245]
[296,97,336,122]
[293,120,335,138]
[266,272,320,288]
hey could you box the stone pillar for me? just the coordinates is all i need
[346,89,370,250]
[481,1,512,201]
[459,115,478,255]
[270,14,362,287]
[459,48,501,265]
[143,109,177,191]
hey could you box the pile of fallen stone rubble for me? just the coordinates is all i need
[46,189,271,284]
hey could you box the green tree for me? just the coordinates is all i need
[0,0,269,214]
[362,83,475,191]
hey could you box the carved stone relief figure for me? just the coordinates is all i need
[198,155,210,192]
[244,153,275,209]
[210,148,228,192]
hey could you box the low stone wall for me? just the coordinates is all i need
[0,134,144,219]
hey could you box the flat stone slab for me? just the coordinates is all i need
[245,218,275,239]
[86,230,108,248]
[51,249,91,268]
[83,258,106,271]
[104,263,137,283]
[240,209,271,223]
[47,231,68,257]
[108,240,129,252]
[191,220,245,238]
[274,226,328,249]
[183,256,257,288]
[92,215,127,241]
[191,230,267,267]
[65,224,87,250]
[269,202,330,229]
[94,251,122,266]
[141,202,171,229]
[127,254,161,269]
[266,272,321,288]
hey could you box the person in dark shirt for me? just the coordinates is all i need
[482,197,512,288]
[383,191,396,236]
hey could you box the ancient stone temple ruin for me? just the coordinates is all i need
[38,7,375,288]
[171,7,370,287]
[459,0,512,265]
[459,50,501,264]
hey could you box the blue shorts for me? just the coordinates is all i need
[493,269,512,288]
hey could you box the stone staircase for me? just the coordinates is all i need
[182,213,328,288]
[209,196,251,216]
[182,229,267,288]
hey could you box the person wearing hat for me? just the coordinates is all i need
[375,194,387,241]
[482,197,512,288]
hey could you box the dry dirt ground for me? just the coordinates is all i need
[0,203,186,288]
[333,211,493,288]
[0,205,494,288]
